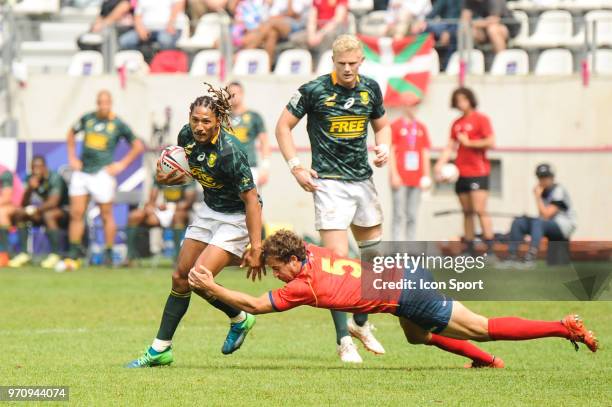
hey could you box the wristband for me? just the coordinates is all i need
[287,157,301,170]
[260,158,271,170]
[377,143,389,155]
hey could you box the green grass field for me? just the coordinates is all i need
[1,266,610,406]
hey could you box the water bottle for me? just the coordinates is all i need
[162,229,174,258]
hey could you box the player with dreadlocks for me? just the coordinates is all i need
[127,83,263,368]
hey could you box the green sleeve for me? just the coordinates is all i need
[285,83,310,119]
[118,119,136,144]
[0,171,14,188]
[370,80,386,120]
[253,112,266,134]
[48,173,63,197]
[224,146,255,194]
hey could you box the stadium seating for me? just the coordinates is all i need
[358,11,387,37]
[40,22,89,43]
[316,50,334,76]
[430,49,440,75]
[589,49,612,74]
[349,0,374,15]
[67,50,103,76]
[12,0,60,15]
[274,49,313,75]
[445,50,485,75]
[190,50,222,76]
[20,41,78,73]
[490,49,530,75]
[233,49,270,75]
[178,13,225,52]
[114,50,149,74]
[534,48,573,75]
[511,11,531,45]
[515,10,573,49]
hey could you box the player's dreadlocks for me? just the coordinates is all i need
[189,82,233,130]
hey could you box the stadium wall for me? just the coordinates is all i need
[14,74,612,240]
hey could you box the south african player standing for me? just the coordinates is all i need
[228,81,271,187]
[126,84,263,368]
[275,35,391,363]
[62,90,144,269]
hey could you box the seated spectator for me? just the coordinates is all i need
[7,156,69,269]
[504,164,576,268]
[425,0,460,69]
[0,167,23,267]
[124,177,197,265]
[186,0,229,34]
[78,0,135,51]
[385,0,432,40]
[118,0,186,52]
[293,0,348,63]
[241,0,310,67]
[462,0,519,54]
[231,0,271,49]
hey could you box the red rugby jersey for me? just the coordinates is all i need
[450,111,493,177]
[269,244,401,314]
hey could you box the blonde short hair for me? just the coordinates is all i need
[332,34,363,57]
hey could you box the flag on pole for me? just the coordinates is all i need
[359,34,435,106]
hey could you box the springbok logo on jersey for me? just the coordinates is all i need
[343,97,355,109]
[324,93,337,107]
[207,152,217,167]
[360,91,369,105]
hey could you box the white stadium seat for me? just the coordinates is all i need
[20,41,78,73]
[274,49,313,75]
[534,48,573,75]
[589,49,612,75]
[515,10,573,48]
[178,13,224,51]
[114,50,149,74]
[316,50,334,76]
[349,0,374,14]
[445,50,485,75]
[68,51,104,76]
[586,11,612,47]
[490,49,530,75]
[233,49,270,75]
[189,50,222,76]
[511,11,530,45]
[12,0,60,15]
[430,49,440,75]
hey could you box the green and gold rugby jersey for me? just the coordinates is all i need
[286,72,386,181]
[177,124,257,214]
[153,176,196,203]
[229,110,266,167]
[26,171,69,206]
[72,112,136,174]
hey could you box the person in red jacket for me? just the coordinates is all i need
[435,87,495,254]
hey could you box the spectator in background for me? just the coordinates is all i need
[231,0,271,49]
[462,0,519,54]
[240,0,310,66]
[389,102,431,241]
[7,156,69,269]
[125,177,197,265]
[425,0,461,69]
[295,0,348,63]
[504,164,576,268]
[78,0,135,51]
[119,0,186,51]
[385,0,432,40]
[186,0,228,34]
[434,87,495,255]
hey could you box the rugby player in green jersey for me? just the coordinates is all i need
[126,84,264,368]
[276,35,392,363]
[8,156,69,269]
[62,90,144,270]
[228,81,271,187]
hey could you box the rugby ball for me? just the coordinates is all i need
[158,146,191,178]
[438,163,459,183]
